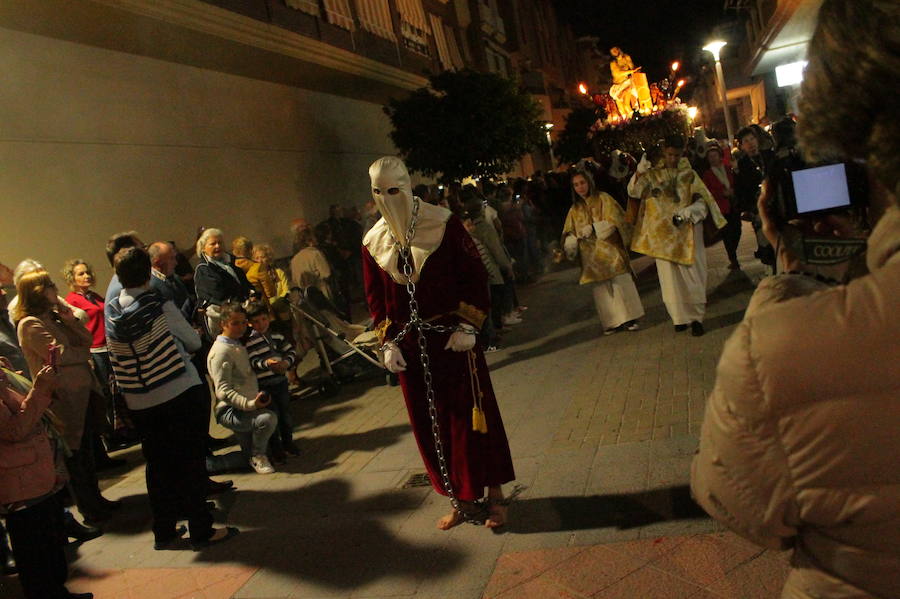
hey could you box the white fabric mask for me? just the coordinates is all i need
[369,157,415,245]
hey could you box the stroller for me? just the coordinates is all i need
[286,285,384,398]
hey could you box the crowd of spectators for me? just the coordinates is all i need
[3,0,894,592]
[0,122,804,599]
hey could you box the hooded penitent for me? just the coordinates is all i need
[363,157,451,284]
[369,156,415,244]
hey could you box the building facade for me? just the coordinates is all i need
[694,0,823,139]
[0,0,578,281]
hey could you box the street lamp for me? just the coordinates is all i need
[544,122,555,169]
[703,39,734,141]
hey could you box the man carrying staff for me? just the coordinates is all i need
[362,157,515,530]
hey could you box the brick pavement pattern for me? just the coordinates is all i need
[0,224,791,599]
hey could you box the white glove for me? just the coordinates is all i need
[444,325,476,352]
[592,221,616,239]
[677,201,709,225]
[382,342,407,373]
[636,153,652,174]
[577,224,594,239]
[563,235,578,259]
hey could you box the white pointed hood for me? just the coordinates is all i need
[369,157,415,244]
[363,157,450,284]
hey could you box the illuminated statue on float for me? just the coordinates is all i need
[609,47,640,117]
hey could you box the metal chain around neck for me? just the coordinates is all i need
[388,197,488,525]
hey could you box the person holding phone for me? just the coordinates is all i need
[1,365,93,599]
[207,302,278,475]
[14,270,117,526]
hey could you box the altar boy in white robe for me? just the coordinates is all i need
[627,135,725,336]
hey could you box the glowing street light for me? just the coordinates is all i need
[578,82,588,95]
[671,61,680,72]
[703,39,734,141]
[544,122,556,168]
[702,40,727,62]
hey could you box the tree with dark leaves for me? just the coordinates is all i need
[385,70,546,183]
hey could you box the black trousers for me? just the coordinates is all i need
[130,386,213,543]
[722,210,742,264]
[5,493,69,599]
[490,283,507,330]
[260,378,293,447]
[65,414,105,519]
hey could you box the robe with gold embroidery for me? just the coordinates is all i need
[362,215,515,501]
[563,191,633,284]
[629,160,725,265]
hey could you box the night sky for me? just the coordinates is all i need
[553,0,730,87]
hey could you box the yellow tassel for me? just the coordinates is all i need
[472,406,488,433]
[468,350,488,433]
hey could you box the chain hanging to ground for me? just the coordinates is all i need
[386,198,489,525]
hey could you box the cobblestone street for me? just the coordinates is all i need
[1,225,792,598]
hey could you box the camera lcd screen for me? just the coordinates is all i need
[791,163,852,214]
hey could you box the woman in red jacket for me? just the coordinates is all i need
[63,259,125,467]
[1,364,91,599]
[702,143,741,269]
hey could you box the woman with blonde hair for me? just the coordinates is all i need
[62,258,125,470]
[194,227,254,337]
[16,270,118,525]
[231,236,255,273]
[246,244,290,304]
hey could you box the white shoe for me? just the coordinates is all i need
[502,315,522,326]
[250,455,275,474]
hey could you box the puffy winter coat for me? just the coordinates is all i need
[692,207,900,598]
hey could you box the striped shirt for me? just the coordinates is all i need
[106,288,201,410]
[245,329,297,385]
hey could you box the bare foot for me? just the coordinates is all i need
[436,509,464,530]
[485,502,507,529]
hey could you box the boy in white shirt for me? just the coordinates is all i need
[207,302,278,474]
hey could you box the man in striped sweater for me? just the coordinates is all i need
[245,301,299,461]
[106,247,238,550]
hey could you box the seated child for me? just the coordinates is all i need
[245,301,300,461]
[207,301,278,474]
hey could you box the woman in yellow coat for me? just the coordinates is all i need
[562,165,644,335]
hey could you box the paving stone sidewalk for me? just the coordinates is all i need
[0,224,791,599]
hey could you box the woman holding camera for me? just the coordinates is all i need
[563,164,644,335]
[15,270,117,525]
[692,1,900,597]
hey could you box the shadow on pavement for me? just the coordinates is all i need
[706,269,757,307]
[702,309,746,334]
[489,324,600,372]
[191,479,465,590]
[507,485,708,534]
[279,423,411,474]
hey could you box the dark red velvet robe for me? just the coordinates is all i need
[363,216,515,501]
